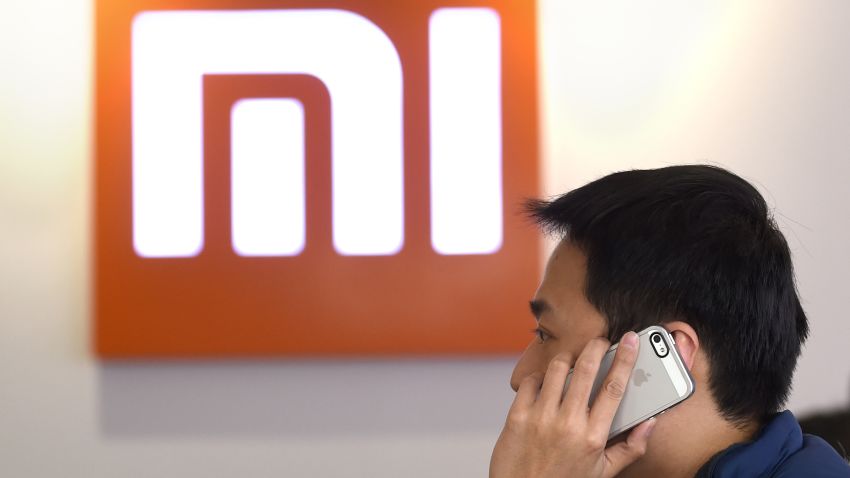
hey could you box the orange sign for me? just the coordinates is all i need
[95,0,540,357]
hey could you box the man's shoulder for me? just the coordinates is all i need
[772,433,850,477]
[697,411,850,477]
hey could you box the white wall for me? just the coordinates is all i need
[1,0,848,476]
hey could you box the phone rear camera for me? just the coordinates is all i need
[650,332,669,358]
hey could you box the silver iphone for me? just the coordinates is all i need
[564,325,695,439]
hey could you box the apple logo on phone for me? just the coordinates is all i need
[633,369,651,387]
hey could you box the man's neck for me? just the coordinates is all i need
[616,395,760,478]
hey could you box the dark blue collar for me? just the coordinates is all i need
[695,411,802,478]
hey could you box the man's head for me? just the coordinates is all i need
[513,165,808,426]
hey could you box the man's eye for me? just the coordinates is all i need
[530,328,550,343]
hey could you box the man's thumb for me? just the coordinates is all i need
[601,418,656,478]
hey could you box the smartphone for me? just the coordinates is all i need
[563,325,695,440]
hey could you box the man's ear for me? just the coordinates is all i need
[663,321,699,371]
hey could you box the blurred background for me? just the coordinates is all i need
[1,0,849,476]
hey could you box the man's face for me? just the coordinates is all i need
[510,240,608,391]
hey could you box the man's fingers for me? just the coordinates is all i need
[539,353,572,409]
[589,331,639,436]
[601,418,656,478]
[561,338,609,417]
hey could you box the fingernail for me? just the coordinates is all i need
[622,331,638,348]
[644,418,657,438]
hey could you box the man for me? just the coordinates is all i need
[490,165,850,477]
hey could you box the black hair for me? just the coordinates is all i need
[526,165,808,425]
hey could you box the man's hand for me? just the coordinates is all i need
[489,332,656,478]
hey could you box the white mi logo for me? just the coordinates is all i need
[132,8,503,258]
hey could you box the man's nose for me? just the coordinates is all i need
[510,341,539,392]
[509,373,521,392]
